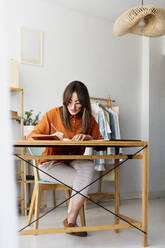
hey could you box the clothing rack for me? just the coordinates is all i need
[88,95,118,204]
[90,95,115,109]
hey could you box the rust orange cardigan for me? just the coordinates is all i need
[27,107,103,164]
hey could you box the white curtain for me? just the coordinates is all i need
[0,1,18,247]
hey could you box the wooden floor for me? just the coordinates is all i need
[18,198,165,248]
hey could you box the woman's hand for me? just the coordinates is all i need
[26,136,34,141]
[72,134,93,141]
[52,131,64,140]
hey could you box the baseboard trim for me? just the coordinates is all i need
[120,191,165,200]
[148,190,165,199]
[43,190,165,208]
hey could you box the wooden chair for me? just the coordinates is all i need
[27,147,86,230]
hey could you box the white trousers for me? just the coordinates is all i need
[39,159,95,212]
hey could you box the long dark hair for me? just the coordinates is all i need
[61,81,91,133]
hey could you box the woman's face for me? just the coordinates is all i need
[67,92,82,115]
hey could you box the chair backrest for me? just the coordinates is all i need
[28,147,45,182]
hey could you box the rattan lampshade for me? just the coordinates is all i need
[113,5,165,37]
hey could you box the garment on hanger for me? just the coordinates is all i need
[105,107,120,140]
[85,102,121,174]
[84,103,111,171]
[92,103,111,171]
[103,106,122,181]
[91,103,111,139]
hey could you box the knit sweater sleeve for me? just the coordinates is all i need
[26,111,51,140]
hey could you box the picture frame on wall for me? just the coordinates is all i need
[20,27,43,65]
[9,59,19,88]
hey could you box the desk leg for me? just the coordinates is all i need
[20,160,25,216]
[114,147,120,233]
[142,146,149,247]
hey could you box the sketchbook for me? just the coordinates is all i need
[32,134,61,140]
[31,135,70,141]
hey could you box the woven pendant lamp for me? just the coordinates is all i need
[113,5,165,37]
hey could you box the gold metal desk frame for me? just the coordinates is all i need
[13,140,149,247]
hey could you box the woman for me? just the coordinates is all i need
[27,81,103,237]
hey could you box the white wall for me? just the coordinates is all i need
[7,0,149,200]
[149,37,165,196]
[141,37,150,141]
[140,36,165,198]
[0,2,18,247]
